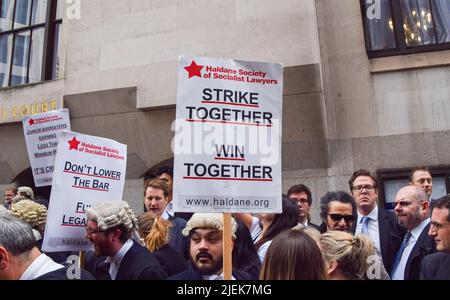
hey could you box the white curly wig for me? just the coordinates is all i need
[18,186,34,200]
[182,213,237,239]
[85,201,142,245]
[10,200,47,229]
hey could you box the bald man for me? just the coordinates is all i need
[391,186,436,280]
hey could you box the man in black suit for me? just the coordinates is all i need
[85,200,166,280]
[349,169,404,274]
[168,213,251,280]
[0,214,94,280]
[287,184,320,230]
[421,195,450,280]
[391,186,435,280]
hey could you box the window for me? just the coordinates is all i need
[0,0,62,88]
[377,166,450,210]
[360,0,450,58]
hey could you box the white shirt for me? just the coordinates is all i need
[20,253,64,280]
[250,216,262,242]
[203,272,236,280]
[163,202,174,220]
[105,239,134,280]
[356,206,381,255]
[391,218,430,280]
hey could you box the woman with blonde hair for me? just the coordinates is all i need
[138,212,187,276]
[260,227,327,280]
[319,230,375,280]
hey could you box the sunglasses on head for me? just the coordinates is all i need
[328,213,355,222]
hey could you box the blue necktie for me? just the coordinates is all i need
[361,216,370,235]
[391,232,412,276]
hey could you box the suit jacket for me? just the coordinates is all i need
[377,208,405,273]
[153,244,189,277]
[309,222,321,231]
[169,216,190,259]
[93,241,167,280]
[404,223,436,280]
[34,266,95,280]
[350,208,405,273]
[420,252,450,280]
[167,264,253,280]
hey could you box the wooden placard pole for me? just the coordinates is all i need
[78,251,85,269]
[223,213,232,280]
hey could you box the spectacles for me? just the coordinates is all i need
[85,227,105,235]
[328,214,356,222]
[352,185,375,193]
[395,200,415,207]
[430,221,450,231]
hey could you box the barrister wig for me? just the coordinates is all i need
[85,201,142,244]
[18,186,34,200]
[10,200,47,229]
[11,195,28,204]
[182,213,237,239]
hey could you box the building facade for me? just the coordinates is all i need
[1,0,450,222]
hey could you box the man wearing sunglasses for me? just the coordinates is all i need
[420,195,450,279]
[349,169,404,274]
[391,186,435,280]
[319,191,357,233]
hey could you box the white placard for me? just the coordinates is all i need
[173,56,283,213]
[42,131,127,252]
[22,109,71,187]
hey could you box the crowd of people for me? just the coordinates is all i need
[1,166,449,280]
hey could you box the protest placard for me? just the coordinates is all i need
[173,56,283,213]
[22,109,70,187]
[42,131,127,252]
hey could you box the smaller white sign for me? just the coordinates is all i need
[42,131,127,252]
[22,109,71,187]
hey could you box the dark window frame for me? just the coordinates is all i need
[0,0,62,87]
[377,165,450,208]
[360,0,450,58]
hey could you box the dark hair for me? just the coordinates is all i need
[287,184,312,205]
[348,169,377,191]
[232,220,261,280]
[260,228,326,280]
[409,166,431,182]
[254,196,298,250]
[431,195,450,222]
[156,166,173,177]
[105,224,131,244]
[320,191,356,221]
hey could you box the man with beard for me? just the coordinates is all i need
[391,186,436,280]
[85,200,166,280]
[168,213,252,280]
[349,169,404,274]
[420,195,450,279]
[319,191,357,233]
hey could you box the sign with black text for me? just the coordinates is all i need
[42,131,127,252]
[22,109,70,187]
[173,56,283,213]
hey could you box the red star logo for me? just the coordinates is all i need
[184,60,204,79]
[28,118,35,126]
[68,137,80,151]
